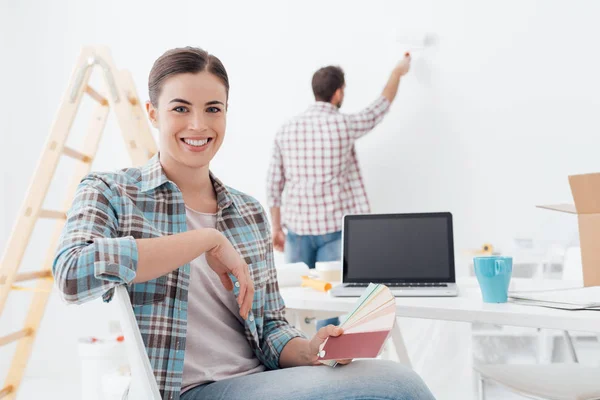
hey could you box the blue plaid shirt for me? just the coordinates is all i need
[52,155,305,399]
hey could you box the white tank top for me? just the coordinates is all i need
[181,206,265,393]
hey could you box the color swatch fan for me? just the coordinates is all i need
[318,283,396,366]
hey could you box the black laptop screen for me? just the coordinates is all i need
[343,213,455,283]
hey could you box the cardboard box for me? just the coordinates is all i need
[538,173,600,287]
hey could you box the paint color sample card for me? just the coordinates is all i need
[318,283,396,366]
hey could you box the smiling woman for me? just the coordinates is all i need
[145,49,229,212]
[51,46,434,400]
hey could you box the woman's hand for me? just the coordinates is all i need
[206,230,255,320]
[308,325,353,366]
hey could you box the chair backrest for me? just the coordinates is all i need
[562,246,583,282]
[114,285,162,400]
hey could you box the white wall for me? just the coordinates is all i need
[1,0,598,395]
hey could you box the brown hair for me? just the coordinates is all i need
[148,47,229,106]
[311,66,345,102]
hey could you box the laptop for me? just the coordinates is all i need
[330,212,459,297]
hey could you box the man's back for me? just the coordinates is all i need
[279,102,356,187]
[267,96,390,235]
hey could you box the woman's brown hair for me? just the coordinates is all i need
[148,47,229,106]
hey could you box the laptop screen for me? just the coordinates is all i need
[342,213,455,283]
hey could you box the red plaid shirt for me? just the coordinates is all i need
[267,95,390,235]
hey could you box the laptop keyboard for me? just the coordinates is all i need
[346,282,448,288]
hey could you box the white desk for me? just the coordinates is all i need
[281,278,598,400]
[282,280,600,334]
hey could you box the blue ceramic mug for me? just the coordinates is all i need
[473,256,513,303]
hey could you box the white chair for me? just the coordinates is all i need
[475,246,600,400]
[475,362,600,400]
[114,285,161,400]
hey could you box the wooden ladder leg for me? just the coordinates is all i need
[0,46,98,318]
[92,47,152,166]
[1,83,110,400]
[118,69,157,158]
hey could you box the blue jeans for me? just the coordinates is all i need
[284,230,342,269]
[181,359,435,400]
[285,230,342,328]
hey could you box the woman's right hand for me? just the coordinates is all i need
[206,229,254,320]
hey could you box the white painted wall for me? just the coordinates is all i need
[1,0,597,397]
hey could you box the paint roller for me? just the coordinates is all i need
[396,32,438,54]
[395,32,438,85]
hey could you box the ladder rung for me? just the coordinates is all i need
[62,146,93,163]
[0,386,13,398]
[39,209,67,220]
[0,270,52,285]
[0,328,33,347]
[84,85,109,106]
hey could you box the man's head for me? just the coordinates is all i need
[312,66,345,108]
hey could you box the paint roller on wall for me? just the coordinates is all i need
[397,32,438,53]
[395,32,438,85]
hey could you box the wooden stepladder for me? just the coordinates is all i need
[0,46,157,399]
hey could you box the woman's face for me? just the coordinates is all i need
[147,71,227,169]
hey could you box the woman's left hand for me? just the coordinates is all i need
[308,325,353,366]
[205,230,254,320]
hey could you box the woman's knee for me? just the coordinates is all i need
[348,360,435,400]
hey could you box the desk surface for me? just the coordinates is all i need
[280,278,600,333]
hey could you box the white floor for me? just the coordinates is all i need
[15,377,79,399]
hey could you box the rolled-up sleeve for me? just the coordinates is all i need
[258,218,306,369]
[345,95,391,139]
[52,177,138,305]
